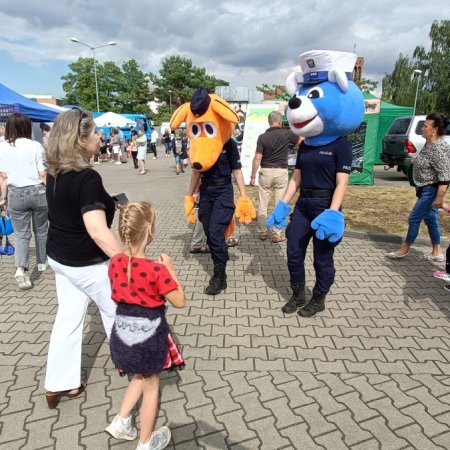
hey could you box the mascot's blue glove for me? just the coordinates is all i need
[266,200,291,229]
[311,209,345,243]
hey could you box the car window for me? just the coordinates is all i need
[387,118,411,135]
[414,120,425,135]
[414,121,450,136]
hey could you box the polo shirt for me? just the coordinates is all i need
[296,137,352,190]
[256,127,298,169]
[202,139,241,178]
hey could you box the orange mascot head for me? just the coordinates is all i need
[170,87,239,172]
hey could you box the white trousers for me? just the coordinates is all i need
[44,257,117,391]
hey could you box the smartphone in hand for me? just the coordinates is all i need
[112,193,129,205]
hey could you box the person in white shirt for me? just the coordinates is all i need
[150,127,158,159]
[0,113,48,289]
[136,129,147,174]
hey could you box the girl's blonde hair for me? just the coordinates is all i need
[118,201,156,283]
[46,109,96,176]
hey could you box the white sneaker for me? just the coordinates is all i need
[105,414,137,441]
[136,426,171,450]
[37,262,48,272]
[114,161,122,165]
[152,157,156,160]
[94,161,101,165]
[15,267,32,290]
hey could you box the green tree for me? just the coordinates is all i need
[115,59,152,115]
[148,55,229,124]
[61,58,151,114]
[382,20,450,114]
[61,58,100,110]
[356,78,378,94]
[381,54,415,106]
[256,83,289,100]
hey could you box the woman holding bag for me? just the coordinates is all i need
[0,113,48,289]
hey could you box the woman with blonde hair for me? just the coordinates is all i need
[44,108,122,409]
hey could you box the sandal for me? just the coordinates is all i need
[45,381,87,409]
[424,253,445,262]
[227,237,240,247]
[386,251,409,259]
[190,246,210,254]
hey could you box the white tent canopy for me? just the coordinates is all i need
[94,111,136,128]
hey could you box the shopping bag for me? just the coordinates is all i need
[0,236,14,255]
[0,213,13,235]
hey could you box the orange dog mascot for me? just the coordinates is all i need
[170,87,256,295]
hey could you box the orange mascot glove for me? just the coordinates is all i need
[235,197,256,224]
[184,195,196,224]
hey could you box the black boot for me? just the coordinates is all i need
[298,289,326,317]
[281,286,306,314]
[205,268,227,295]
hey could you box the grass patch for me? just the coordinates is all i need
[244,185,450,237]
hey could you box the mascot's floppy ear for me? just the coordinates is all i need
[285,71,304,96]
[170,103,190,130]
[211,97,240,124]
[328,69,349,93]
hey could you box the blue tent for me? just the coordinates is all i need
[0,83,59,122]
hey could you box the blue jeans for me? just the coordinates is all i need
[8,184,48,269]
[406,185,441,245]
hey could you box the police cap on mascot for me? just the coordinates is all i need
[266,50,364,317]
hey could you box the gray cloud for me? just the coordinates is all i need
[0,0,448,95]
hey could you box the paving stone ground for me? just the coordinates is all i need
[1,151,450,450]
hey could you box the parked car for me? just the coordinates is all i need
[381,115,450,179]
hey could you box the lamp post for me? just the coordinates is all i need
[412,69,422,117]
[168,89,173,115]
[70,37,117,112]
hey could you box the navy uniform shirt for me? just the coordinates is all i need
[296,137,352,190]
[202,139,241,178]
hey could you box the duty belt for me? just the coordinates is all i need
[300,188,334,198]
[201,176,232,186]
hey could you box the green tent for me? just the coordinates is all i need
[349,92,413,185]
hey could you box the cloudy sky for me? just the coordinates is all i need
[0,0,448,98]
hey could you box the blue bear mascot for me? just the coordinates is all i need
[267,50,364,317]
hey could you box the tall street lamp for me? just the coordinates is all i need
[70,37,117,112]
[168,89,173,115]
[412,69,422,117]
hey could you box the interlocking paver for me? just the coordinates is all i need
[2,156,450,448]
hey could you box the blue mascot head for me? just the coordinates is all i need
[285,50,364,146]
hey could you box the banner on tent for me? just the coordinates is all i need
[240,103,280,185]
[364,98,381,114]
[347,122,368,173]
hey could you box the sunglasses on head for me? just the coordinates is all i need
[71,107,89,133]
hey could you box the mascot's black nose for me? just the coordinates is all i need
[288,95,302,110]
[193,162,203,170]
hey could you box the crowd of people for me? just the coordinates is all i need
[0,108,449,450]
